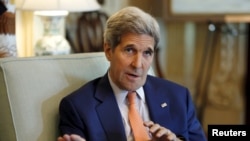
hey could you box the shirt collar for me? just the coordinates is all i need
[108,72,146,104]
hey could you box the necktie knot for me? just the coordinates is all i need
[127,91,136,105]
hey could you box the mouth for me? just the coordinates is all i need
[129,73,138,77]
[126,72,140,79]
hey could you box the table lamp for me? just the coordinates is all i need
[16,0,100,56]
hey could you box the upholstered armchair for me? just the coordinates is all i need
[0,52,154,141]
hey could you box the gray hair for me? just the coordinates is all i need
[103,6,160,49]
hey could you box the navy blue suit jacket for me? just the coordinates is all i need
[59,73,207,141]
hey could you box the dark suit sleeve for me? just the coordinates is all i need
[58,97,86,139]
[186,89,207,141]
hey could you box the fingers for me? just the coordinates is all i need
[144,121,154,127]
[57,136,64,141]
[71,134,86,141]
[57,134,86,141]
[165,130,177,141]
[57,134,70,141]
[144,121,177,141]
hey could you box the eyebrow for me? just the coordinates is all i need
[123,43,154,53]
[146,47,154,53]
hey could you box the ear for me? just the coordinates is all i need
[104,43,112,61]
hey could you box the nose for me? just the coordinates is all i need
[131,54,143,68]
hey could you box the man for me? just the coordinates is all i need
[58,6,207,141]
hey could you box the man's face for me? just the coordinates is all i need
[104,33,155,91]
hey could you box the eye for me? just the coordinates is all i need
[143,49,154,57]
[124,47,135,55]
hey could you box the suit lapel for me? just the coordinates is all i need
[143,77,172,126]
[95,74,127,141]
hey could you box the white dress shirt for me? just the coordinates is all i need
[108,73,151,141]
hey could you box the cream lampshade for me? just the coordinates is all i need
[17,0,100,12]
[16,0,100,56]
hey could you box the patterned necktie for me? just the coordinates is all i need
[127,91,151,141]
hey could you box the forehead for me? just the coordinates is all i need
[120,33,155,48]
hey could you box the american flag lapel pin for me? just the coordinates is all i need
[161,102,167,108]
